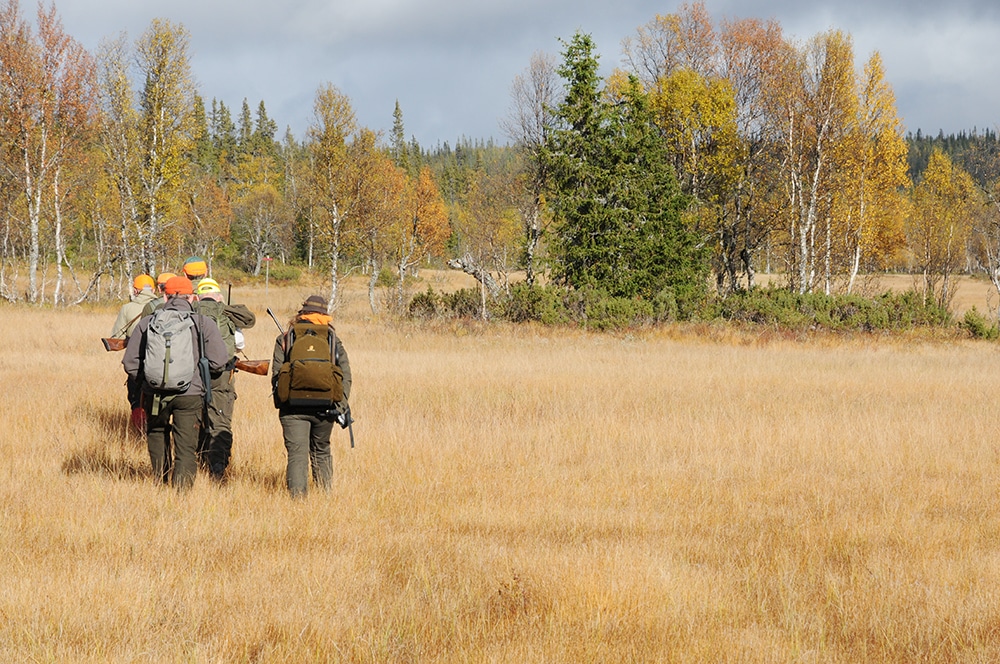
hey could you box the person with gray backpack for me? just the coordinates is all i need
[123,275,228,491]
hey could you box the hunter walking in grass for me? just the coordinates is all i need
[194,277,257,482]
[139,272,176,318]
[123,276,229,491]
[181,256,208,290]
[111,274,158,430]
[271,294,352,497]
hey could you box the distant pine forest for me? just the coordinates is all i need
[907,128,1000,184]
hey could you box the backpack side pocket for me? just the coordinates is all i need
[275,363,292,404]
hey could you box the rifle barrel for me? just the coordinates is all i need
[266,307,285,334]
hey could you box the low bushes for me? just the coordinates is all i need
[711,286,952,332]
[412,284,655,331]
[408,281,978,335]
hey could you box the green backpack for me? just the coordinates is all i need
[196,299,237,358]
[275,322,344,408]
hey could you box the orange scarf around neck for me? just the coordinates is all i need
[296,312,332,326]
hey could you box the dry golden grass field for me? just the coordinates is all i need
[4,272,1000,662]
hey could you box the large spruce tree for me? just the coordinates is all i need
[545,32,708,312]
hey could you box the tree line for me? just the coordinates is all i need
[2,0,999,320]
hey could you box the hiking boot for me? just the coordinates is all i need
[209,464,227,484]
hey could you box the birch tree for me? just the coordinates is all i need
[96,33,141,284]
[773,30,857,293]
[0,0,96,302]
[835,51,910,294]
[971,179,1000,318]
[133,18,197,275]
[622,2,717,93]
[906,149,977,308]
[348,129,406,314]
[716,16,786,291]
[451,161,521,315]
[307,83,356,310]
[393,165,449,310]
[623,5,788,293]
[502,50,559,285]
[184,172,232,266]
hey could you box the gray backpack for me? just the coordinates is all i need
[143,309,196,393]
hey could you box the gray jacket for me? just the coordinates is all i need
[110,290,158,338]
[123,296,229,397]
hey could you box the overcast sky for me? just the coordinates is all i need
[44,0,1000,147]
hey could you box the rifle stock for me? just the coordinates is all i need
[102,337,126,352]
[235,358,270,375]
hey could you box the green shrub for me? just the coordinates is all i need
[584,294,653,331]
[409,278,961,335]
[652,286,679,323]
[263,262,301,284]
[504,283,571,325]
[408,287,439,319]
[715,287,809,328]
[961,306,999,339]
[503,283,543,323]
[376,266,396,288]
[559,286,652,331]
[442,288,482,319]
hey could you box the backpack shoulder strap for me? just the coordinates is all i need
[192,310,205,351]
[281,322,296,355]
[328,324,338,363]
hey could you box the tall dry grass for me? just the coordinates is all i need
[3,275,1000,662]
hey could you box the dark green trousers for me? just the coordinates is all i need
[278,411,335,497]
[145,393,204,491]
[200,371,237,479]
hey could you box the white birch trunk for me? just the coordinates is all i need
[327,203,342,311]
[53,168,64,305]
[847,242,861,295]
[823,213,832,296]
[368,254,379,315]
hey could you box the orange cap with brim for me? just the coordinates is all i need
[164,276,194,295]
[133,274,155,291]
[182,258,207,278]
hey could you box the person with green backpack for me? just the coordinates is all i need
[271,294,352,498]
[194,277,257,482]
[123,275,229,491]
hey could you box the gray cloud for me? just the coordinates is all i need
[48,0,1000,145]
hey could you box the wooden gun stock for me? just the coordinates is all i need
[102,337,126,352]
[235,359,269,375]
